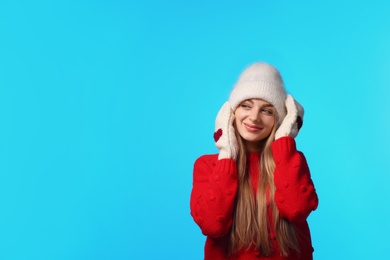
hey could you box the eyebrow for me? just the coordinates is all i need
[244,99,273,107]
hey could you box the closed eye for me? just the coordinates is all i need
[240,104,251,109]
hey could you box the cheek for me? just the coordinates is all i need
[260,114,275,125]
[233,116,245,137]
[233,110,243,124]
[269,117,276,126]
[234,116,239,126]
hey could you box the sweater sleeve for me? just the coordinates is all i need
[271,137,319,223]
[190,155,238,238]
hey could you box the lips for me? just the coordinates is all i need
[244,123,263,132]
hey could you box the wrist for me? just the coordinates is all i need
[271,136,297,163]
[218,147,237,160]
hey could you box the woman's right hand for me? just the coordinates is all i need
[214,102,239,160]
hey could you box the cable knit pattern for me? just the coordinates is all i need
[190,138,318,259]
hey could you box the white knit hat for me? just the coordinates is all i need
[229,63,287,124]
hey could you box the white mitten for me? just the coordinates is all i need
[290,99,304,138]
[214,102,238,160]
[275,95,304,139]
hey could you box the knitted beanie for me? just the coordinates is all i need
[229,63,287,124]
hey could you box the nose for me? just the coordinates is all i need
[248,109,260,122]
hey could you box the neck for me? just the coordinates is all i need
[244,140,265,152]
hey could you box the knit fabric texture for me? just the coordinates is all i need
[190,136,318,260]
[229,63,287,125]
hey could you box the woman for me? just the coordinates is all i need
[190,63,318,259]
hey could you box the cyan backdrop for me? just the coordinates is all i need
[1,0,389,259]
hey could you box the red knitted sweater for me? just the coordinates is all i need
[190,137,318,260]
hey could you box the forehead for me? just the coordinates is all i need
[243,98,273,107]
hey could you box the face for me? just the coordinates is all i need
[234,99,276,151]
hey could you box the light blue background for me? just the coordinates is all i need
[1,0,389,259]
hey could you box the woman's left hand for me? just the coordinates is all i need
[275,95,304,139]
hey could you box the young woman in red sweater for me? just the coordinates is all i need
[190,63,318,259]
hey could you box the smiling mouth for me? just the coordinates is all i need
[244,123,263,132]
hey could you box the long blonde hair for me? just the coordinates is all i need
[229,121,300,257]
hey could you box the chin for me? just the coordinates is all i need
[242,135,264,143]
